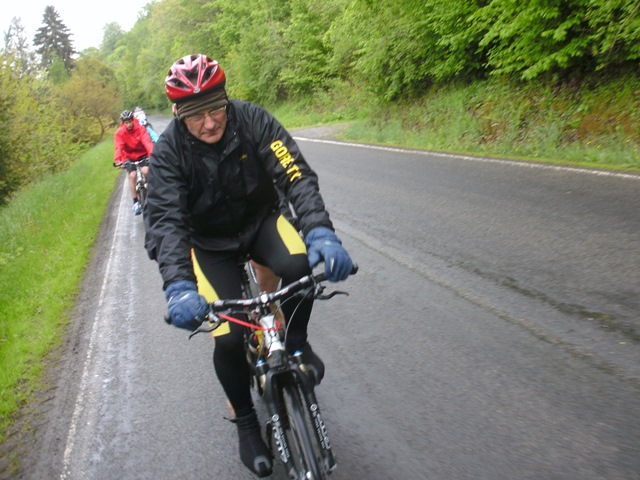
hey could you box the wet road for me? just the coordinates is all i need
[20,117,640,480]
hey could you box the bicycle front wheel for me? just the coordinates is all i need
[281,380,324,480]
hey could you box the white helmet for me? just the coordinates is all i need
[133,106,147,125]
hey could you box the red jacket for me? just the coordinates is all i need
[114,118,154,163]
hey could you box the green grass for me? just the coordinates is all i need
[0,141,119,441]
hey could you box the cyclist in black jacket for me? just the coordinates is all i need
[144,54,353,477]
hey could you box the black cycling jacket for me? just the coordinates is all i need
[144,99,333,289]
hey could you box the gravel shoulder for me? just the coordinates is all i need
[290,123,352,140]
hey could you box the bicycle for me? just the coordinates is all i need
[180,261,357,479]
[127,159,148,209]
[114,158,149,212]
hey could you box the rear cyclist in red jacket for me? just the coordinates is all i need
[114,110,154,215]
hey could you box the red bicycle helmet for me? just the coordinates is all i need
[165,54,226,102]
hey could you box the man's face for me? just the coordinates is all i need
[183,106,228,144]
[124,119,134,131]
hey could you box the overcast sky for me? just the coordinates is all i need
[1,1,152,51]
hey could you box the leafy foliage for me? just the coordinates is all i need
[100,22,126,56]
[278,0,340,97]
[209,0,291,103]
[0,58,49,202]
[52,57,122,142]
[469,0,640,79]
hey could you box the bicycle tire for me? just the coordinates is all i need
[135,167,148,209]
[138,186,147,208]
[243,262,261,299]
[281,380,324,479]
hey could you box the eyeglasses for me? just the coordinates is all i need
[185,105,227,123]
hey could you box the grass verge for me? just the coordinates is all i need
[272,75,640,172]
[0,140,119,442]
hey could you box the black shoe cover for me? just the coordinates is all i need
[235,411,273,477]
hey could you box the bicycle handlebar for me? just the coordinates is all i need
[113,158,148,168]
[164,263,358,329]
[210,263,358,312]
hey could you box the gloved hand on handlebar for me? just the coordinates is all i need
[164,280,209,331]
[305,226,353,282]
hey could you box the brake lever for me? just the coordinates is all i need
[188,312,223,340]
[316,289,349,300]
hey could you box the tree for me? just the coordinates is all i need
[0,57,17,202]
[468,0,640,80]
[279,0,340,96]
[53,56,122,142]
[100,22,126,58]
[33,6,75,72]
[210,0,291,103]
[0,48,79,204]
[2,17,37,76]
[48,54,70,84]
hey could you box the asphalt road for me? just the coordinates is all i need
[14,117,640,479]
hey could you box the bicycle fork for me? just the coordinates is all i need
[261,367,295,471]
[256,315,299,472]
[293,358,337,475]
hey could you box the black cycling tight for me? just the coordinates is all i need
[192,213,312,417]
